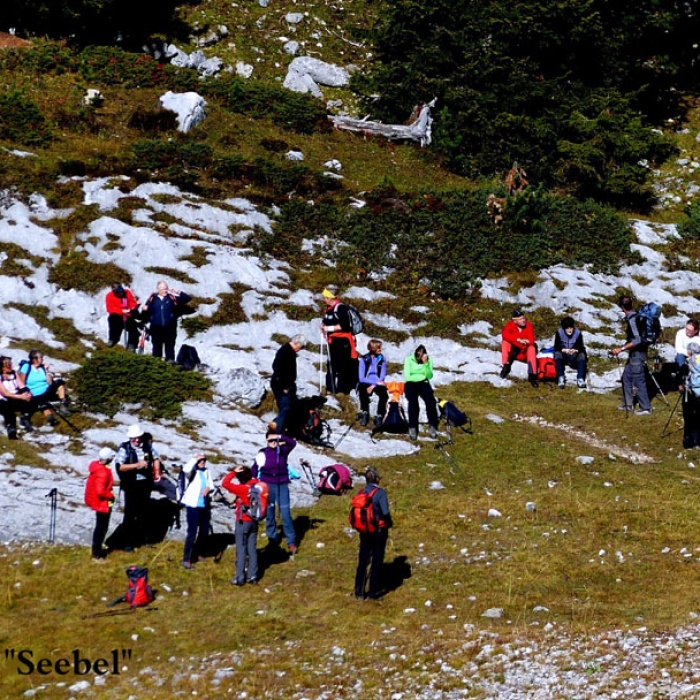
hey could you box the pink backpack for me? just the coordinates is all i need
[317,463,353,495]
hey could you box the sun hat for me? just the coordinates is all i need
[126,424,144,439]
[98,447,115,462]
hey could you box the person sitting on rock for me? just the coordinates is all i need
[500,309,539,387]
[675,318,700,368]
[553,316,588,389]
[18,349,70,428]
[357,339,389,428]
[0,356,32,438]
[105,283,140,349]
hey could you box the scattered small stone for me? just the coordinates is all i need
[576,455,594,464]
[525,502,536,512]
[429,481,445,490]
[482,607,504,619]
[487,508,502,518]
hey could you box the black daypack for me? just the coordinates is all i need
[379,401,409,435]
[438,400,469,427]
[341,303,363,335]
[176,344,201,370]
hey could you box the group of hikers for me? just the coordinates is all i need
[34,281,700,600]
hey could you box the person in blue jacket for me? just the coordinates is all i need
[142,281,192,362]
[357,339,389,428]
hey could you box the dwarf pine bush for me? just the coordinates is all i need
[73,349,211,418]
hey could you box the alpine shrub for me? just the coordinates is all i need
[0,89,52,146]
[73,350,211,418]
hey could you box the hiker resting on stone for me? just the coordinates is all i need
[18,349,70,429]
[500,309,539,387]
[142,280,192,362]
[675,318,700,369]
[320,286,358,395]
[403,344,439,441]
[553,316,588,389]
[357,338,389,429]
[105,282,140,349]
[0,356,32,439]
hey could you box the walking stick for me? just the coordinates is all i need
[661,388,684,438]
[46,488,57,542]
[319,339,324,394]
[326,340,336,394]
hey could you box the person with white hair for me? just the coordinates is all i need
[84,447,116,561]
[270,334,307,434]
[114,424,161,550]
[142,280,192,361]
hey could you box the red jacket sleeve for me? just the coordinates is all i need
[502,321,536,345]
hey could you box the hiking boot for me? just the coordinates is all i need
[6,425,17,440]
[247,578,258,585]
[408,427,418,441]
[374,415,383,429]
[58,399,71,417]
[528,374,539,388]
[359,411,369,427]
[182,561,195,570]
[230,578,245,586]
[428,425,438,439]
[557,376,566,389]
[617,404,633,411]
[635,408,653,416]
[20,415,33,432]
[499,364,511,379]
[288,544,298,555]
[577,378,587,389]
[46,414,58,427]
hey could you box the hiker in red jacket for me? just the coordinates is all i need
[105,283,140,349]
[500,309,539,387]
[222,465,263,586]
[84,447,116,562]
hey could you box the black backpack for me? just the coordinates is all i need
[176,344,201,370]
[378,401,409,435]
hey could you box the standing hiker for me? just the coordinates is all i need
[353,466,392,600]
[85,447,116,562]
[180,453,214,569]
[320,287,359,394]
[142,280,192,362]
[105,283,140,349]
[270,334,306,434]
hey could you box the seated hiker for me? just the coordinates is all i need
[553,317,588,389]
[500,309,539,387]
[357,339,389,428]
[105,283,140,349]
[0,356,32,438]
[403,345,439,441]
[18,349,70,428]
[675,319,700,368]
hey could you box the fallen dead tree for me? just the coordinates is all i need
[329,98,437,146]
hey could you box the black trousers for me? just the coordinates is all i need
[121,482,152,548]
[355,528,389,598]
[92,510,111,558]
[683,391,700,448]
[108,313,140,347]
[358,384,389,417]
[326,337,358,394]
[150,323,178,361]
[405,380,439,429]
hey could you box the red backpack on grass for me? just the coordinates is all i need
[125,566,154,608]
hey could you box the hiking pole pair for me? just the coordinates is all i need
[46,488,57,542]
[319,336,336,394]
[644,359,671,407]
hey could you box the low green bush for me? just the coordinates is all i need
[0,89,52,146]
[0,42,77,75]
[48,253,130,293]
[73,349,211,419]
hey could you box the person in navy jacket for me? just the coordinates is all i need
[142,280,192,361]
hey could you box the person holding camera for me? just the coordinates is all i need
[611,295,652,415]
[142,280,192,362]
[403,344,439,440]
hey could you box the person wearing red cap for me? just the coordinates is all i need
[500,309,539,387]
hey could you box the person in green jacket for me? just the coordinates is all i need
[403,344,439,440]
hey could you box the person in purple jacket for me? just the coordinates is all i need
[254,431,298,554]
[357,339,389,428]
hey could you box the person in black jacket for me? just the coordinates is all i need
[354,466,392,601]
[320,287,358,394]
[142,281,192,362]
[553,317,588,389]
[270,334,306,434]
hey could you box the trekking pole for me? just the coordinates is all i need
[326,342,336,394]
[46,488,57,542]
[319,339,324,394]
[613,354,629,419]
[332,414,358,451]
[661,388,684,438]
[644,360,670,406]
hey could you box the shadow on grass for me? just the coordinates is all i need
[383,555,412,594]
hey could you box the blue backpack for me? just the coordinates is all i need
[636,303,662,345]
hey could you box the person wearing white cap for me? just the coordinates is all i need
[114,424,161,550]
[84,446,116,561]
[180,453,214,570]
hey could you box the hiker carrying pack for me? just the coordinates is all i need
[242,481,269,521]
[318,463,353,495]
[636,302,662,345]
[349,487,380,533]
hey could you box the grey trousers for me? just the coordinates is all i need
[235,519,259,583]
[622,355,651,410]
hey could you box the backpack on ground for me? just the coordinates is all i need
[348,488,379,533]
[343,303,364,335]
[438,399,470,428]
[242,481,269,521]
[317,463,353,495]
[636,303,662,345]
[536,356,557,382]
[378,400,409,435]
[291,396,333,447]
[176,344,201,370]
[125,566,154,608]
